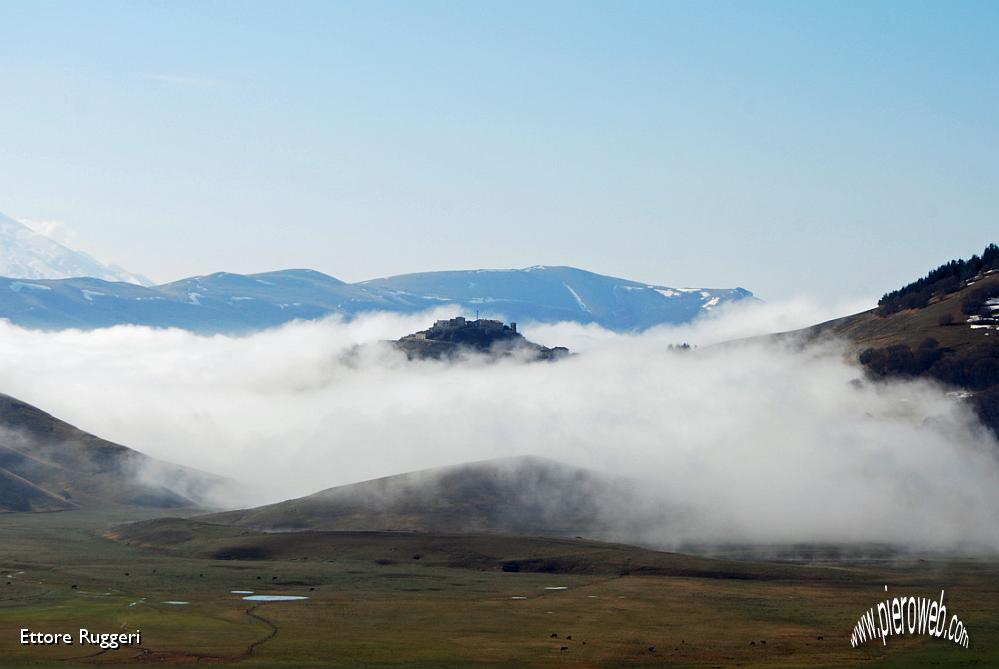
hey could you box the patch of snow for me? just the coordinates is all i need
[187,292,204,305]
[562,283,591,313]
[10,281,52,292]
[255,279,275,286]
[230,296,254,302]
[544,586,568,590]
[674,287,700,293]
[81,289,106,302]
[701,296,721,309]
[654,288,679,298]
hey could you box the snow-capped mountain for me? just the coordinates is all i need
[0,212,152,285]
[363,266,754,330]
[0,266,754,333]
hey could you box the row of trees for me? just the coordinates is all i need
[876,243,999,316]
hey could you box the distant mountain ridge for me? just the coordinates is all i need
[0,213,151,285]
[0,265,754,333]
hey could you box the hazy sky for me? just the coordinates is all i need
[0,1,996,300]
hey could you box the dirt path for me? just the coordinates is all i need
[240,604,279,659]
[58,604,279,664]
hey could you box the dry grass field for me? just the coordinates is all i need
[0,510,996,668]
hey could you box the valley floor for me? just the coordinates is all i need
[0,510,996,668]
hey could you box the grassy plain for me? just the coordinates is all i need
[0,510,996,668]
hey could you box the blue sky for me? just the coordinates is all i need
[0,1,996,300]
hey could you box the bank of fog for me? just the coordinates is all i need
[0,303,996,549]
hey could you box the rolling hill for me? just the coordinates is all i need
[0,393,231,512]
[199,456,663,540]
[0,266,753,333]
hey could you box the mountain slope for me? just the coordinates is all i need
[791,245,999,435]
[0,393,231,512]
[363,266,754,330]
[0,213,151,285]
[0,266,754,333]
[202,456,662,539]
[799,270,999,353]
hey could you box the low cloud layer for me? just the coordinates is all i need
[0,297,997,550]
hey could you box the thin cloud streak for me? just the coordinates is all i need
[147,73,221,88]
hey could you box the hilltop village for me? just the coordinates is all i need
[395,317,569,361]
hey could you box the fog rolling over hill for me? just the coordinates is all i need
[0,212,151,285]
[0,265,754,333]
[0,394,233,512]
[202,456,673,544]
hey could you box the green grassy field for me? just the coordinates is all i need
[0,510,996,668]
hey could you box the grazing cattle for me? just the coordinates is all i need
[550,633,558,638]
[648,646,655,653]
[566,635,572,640]
[560,646,568,653]
[817,636,824,641]
[750,641,756,646]
[760,640,766,645]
